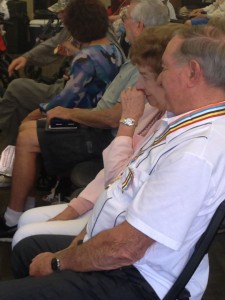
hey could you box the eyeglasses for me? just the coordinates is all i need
[119,6,130,23]
[121,13,129,22]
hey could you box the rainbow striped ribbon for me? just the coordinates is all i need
[121,102,225,191]
[153,102,225,146]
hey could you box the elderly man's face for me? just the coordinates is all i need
[123,4,141,44]
[158,36,189,115]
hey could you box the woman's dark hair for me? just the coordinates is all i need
[63,0,109,43]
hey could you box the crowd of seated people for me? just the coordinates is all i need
[0,0,170,238]
[12,22,184,248]
[0,20,224,300]
[0,0,124,187]
[0,0,224,299]
[186,0,225,25]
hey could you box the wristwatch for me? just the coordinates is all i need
[51,257,61,271]
[119,118,137,127]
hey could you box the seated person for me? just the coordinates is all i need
[186,0,225,25]
[12,23,184,248]
[1,24,225,300]
[1,0,72,151]
[0,0,170,238]
[111,0,176,41]
[0,0,124,152]
[26,1,124,119]
[11,0,124,119]
[0,0,124,186]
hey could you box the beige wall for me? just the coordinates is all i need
[23,0,34,20]
[101,0,111,8]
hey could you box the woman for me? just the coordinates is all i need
[12,23,184,248]
[0,0,124,186]
[24,0,124,119]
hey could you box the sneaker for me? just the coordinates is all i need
[0,215,17,242]
[0,175,11,188]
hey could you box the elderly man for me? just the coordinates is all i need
[0,24,225,300]
[0,0,170,238]
[0,0,71,150]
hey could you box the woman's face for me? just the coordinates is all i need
[136,64,166,111]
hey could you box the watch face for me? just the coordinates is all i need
[51,257,60,271]
[126,119,134,126]
[120,118,136,126]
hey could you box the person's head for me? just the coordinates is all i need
[130,23,184,110]
[48,0,70,20]
[158,25,225,115]
[122,0,170,44]
[208,16,225,33]
[63,0,108,43]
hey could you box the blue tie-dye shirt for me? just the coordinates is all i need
[40,43,124,112]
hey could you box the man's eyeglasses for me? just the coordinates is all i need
[119,6,130,23]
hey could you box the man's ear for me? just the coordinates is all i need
[136,21,144,35]
[188,59,202,86]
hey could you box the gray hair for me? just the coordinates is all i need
[174,25,225,91]
[130,0,170,27]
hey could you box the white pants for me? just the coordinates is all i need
[12,204,92,249]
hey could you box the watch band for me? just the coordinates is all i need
[119,118,137,127]
[51,257,61,271]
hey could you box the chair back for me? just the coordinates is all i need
[163,199,225,300]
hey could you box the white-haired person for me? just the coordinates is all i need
[1,24,225,300]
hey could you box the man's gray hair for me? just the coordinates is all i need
[174,25,225,90]
[130,0,170,27]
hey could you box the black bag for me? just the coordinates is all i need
[37,119,114,176]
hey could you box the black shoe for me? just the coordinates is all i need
[0,215,17,242]
[217,220,225,234]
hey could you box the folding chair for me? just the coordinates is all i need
[163,199,225,300]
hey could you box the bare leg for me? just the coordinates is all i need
[8,121,40,212]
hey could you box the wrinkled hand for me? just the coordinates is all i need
[8,56,27,76]
[120,87,145,121]
[189,8,203,17]
[29,252,54,277]
[46,106,73,121]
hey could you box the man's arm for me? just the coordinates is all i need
[29,227,88,277]
[29,221,154,276]
[46,103,122,128]
[8,28,70,76]
[23,28,70,66]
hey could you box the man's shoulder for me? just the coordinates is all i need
[118,60,138,76]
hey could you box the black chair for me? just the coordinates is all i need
[163,199,225,300]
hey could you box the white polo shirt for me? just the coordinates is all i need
[84,101,225,299]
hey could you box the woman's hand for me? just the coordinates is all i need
[49,206,79,221]
[120,87,145,121]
